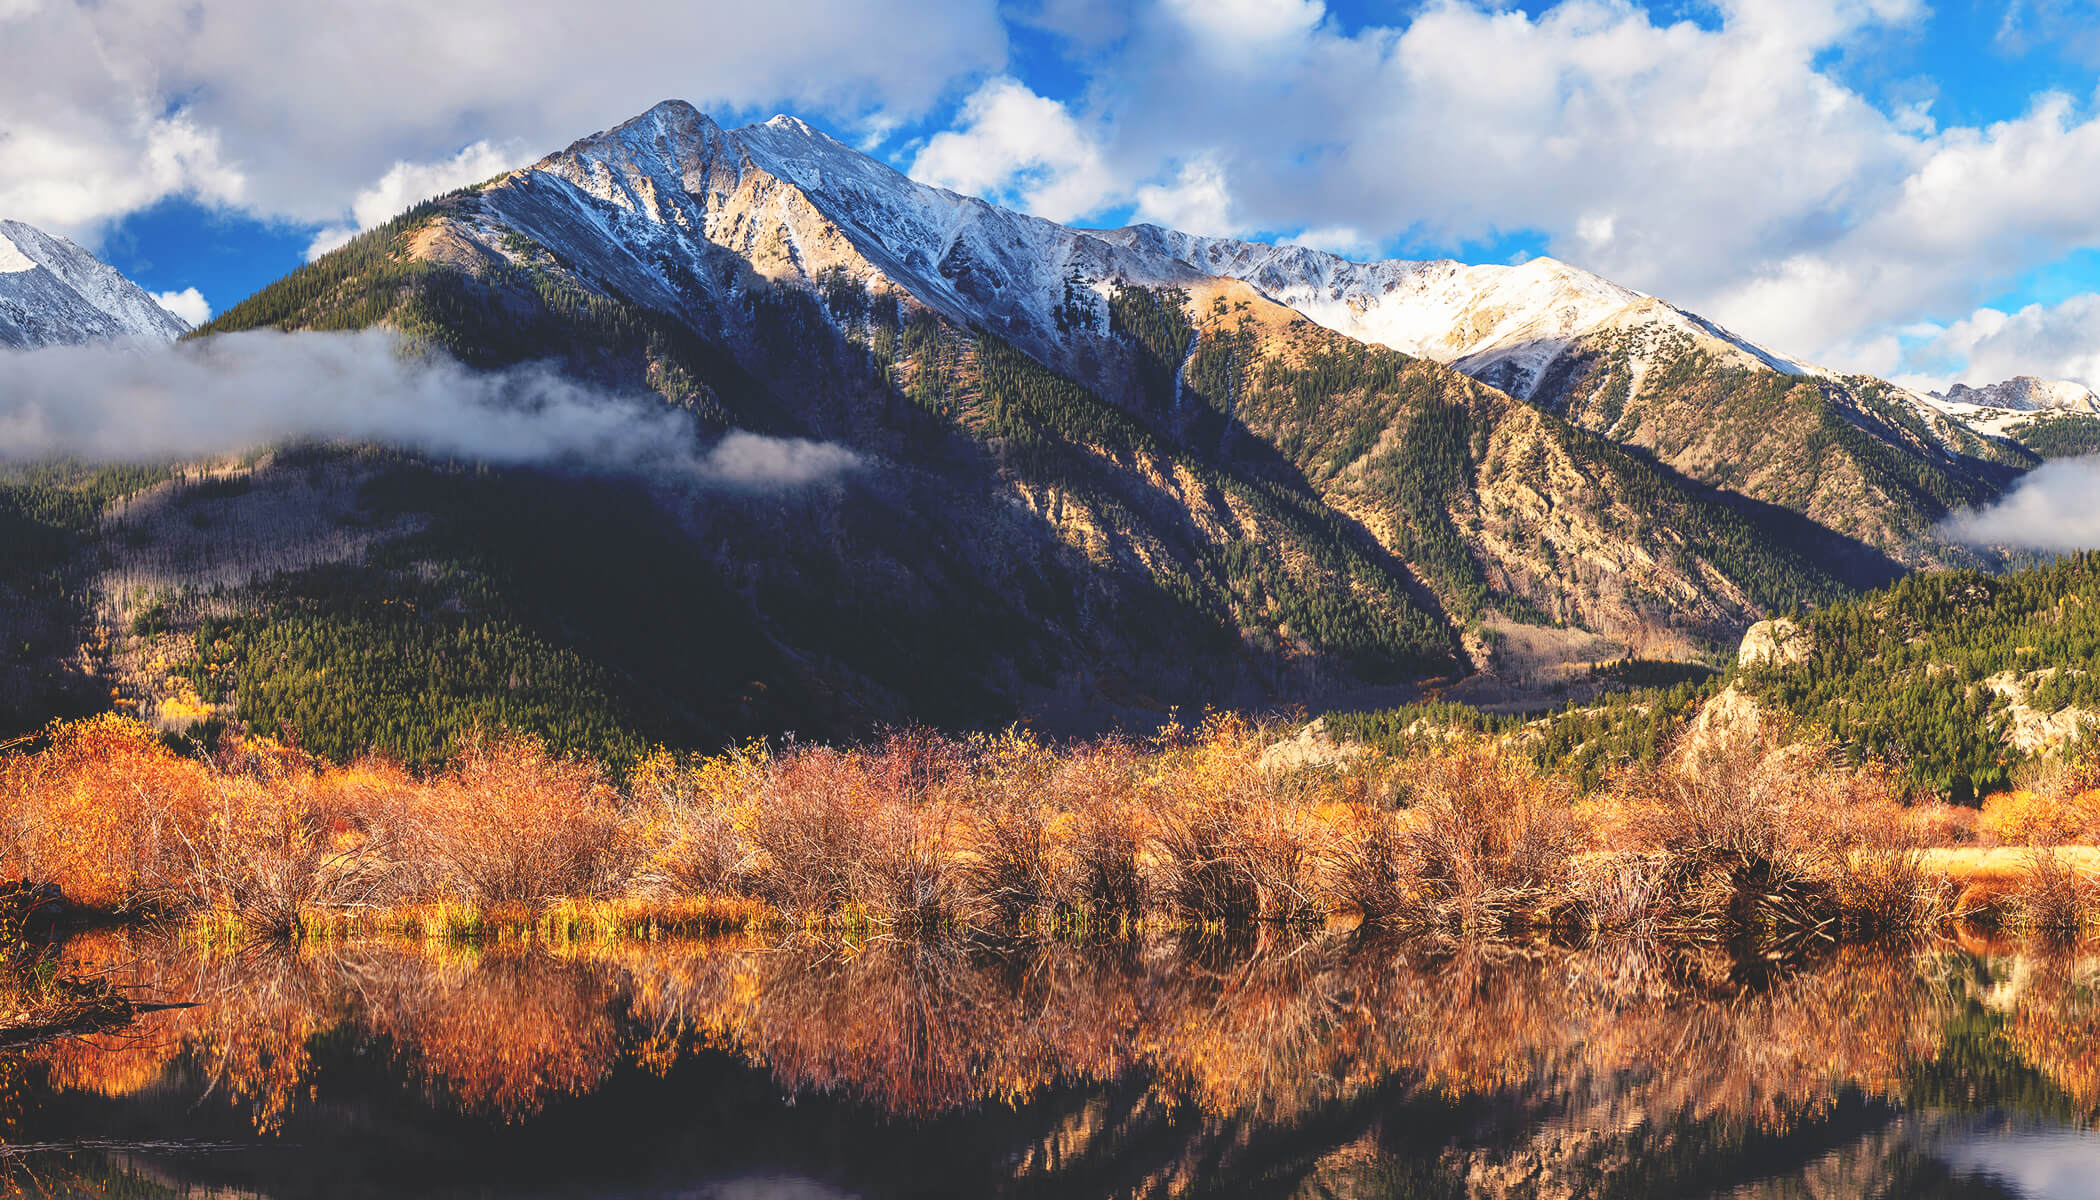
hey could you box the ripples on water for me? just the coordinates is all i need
[1,928,2095,1198]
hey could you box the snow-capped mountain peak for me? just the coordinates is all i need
[1095,226,1822,404]
[475,101,1204,365]
[1937,376,2099,415]
[432,100,2055,467]
[0,219,192,349]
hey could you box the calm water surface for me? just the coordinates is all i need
[2,928,2097,1198]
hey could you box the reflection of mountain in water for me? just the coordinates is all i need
[2,929,2095,1198]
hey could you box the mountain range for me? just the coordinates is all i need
[3,99,2093,762]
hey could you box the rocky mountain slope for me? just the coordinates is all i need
[1335,552,2100,800]
[1098,228,1821,400]
[1117,228,2029,566]
[0,219,190,348]
[4,99,2036,760]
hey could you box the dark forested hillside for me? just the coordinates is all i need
[2007,412,2100,460]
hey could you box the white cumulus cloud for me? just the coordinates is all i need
[16,0,2100,394]
[910,78,1116,224]
[992,0,2100,380]
[1134,157,1238,237]
[0,0,1005,240]
[1906,294,2100,391]
[151,287,212,327]
[306,140,531,261]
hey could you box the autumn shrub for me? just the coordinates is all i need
[731,733,974,924]
[1569,853,1672,935]
[0,714,213,910]
[1618,732,1848,929]
[2009,849,2100,931]
[1982,762,2100,846]
[380,730,630,907]
[1147,717,1330,924]
[1046,741,1148,919]
[851,731,974,924]
[1238,772,1331,924]
[1831,790,1955,934]
[1401,746,1581,930]
[1327,803,1410,925]
[626,745,763,899]
[959,730,1062,924]
[8,711,2063,938]
[160,750,407,935]
[1907,801,1981,847]
[1152,803,1257,921]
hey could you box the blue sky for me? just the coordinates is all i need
[11,0,2100,389]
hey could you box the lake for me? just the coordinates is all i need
[2,927,2096,1198]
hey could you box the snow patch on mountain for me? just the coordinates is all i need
[1897,376,2100,444]
[0,219,192,349]
[1909,392,2038,438]
[0,231,35,275]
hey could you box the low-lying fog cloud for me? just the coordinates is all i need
[1944,457,2100,553]
[0,329,860,488]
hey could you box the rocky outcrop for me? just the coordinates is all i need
[1982,670,2096,754]
[1736,618,1813,669]
[1258,718,1367,774]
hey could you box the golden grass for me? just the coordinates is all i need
[1920,846,2100,928]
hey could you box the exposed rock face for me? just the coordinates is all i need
[1101,226,1819,405]
[1983,670,2096,754]
[1682,683,1766,753]
[1680,618,1807,762]
[1258,718,1366,774]
[1111,225,2018,572]
[1736,618,1813,669]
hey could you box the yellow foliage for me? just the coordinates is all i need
[1982,788,2099,846]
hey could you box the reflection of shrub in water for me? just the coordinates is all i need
[26,932,625,1128]
[19,930,2100,1159]
[2002,939,2100,1111]
[368,950,623,1121]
